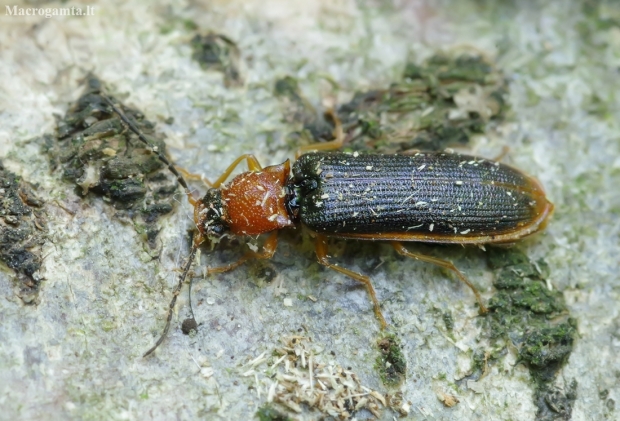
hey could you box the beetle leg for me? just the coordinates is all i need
[175,165,204,181]
[295,109,345,158]
[170,166,206,205]
[207,231,278,274]
[390,241,488,314]
[314,234,388,329]
[492,145,510,162]
[176,165,210,185]
[170,155,265,204]
[207,154,264,188]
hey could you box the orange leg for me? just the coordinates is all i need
[176,166,205,182]
[390,242,488,314]
[207,231,278,274]
[314,234,388,328]
[174,167,207,205]
[296,109,345,158]
[175,165,211,190]
[177,155,263,205]
[207,154,263,188]
[492,145,510,162]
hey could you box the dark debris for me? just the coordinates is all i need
[274,76,334,147]
[181,317,198,335]
[191,33,242,87]
[43,75,179,248]
[534,379,578,421]
[0,163,46,304]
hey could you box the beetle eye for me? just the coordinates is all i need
[298,178,318,194]
[209,225,224,236]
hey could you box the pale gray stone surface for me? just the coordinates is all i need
[0,1,618,420]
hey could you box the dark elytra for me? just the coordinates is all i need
[291,152,551,242]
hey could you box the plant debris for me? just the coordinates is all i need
[437,391,460,408]
[0,162,46,304]
[244,335,388,419]
[43,76,179,248]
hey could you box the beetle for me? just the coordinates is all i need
[102,95,553,356]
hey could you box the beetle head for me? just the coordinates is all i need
[194,188,228,239]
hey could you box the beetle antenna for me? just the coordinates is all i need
[187,268,196,321]
[143,243,198,357]
[180,268,199,336]
[99,91,205,356]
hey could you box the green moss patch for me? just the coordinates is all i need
[481,249,577,420]
[278,53,508,154]
[375,333,407,387]
[255,404,292,421]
